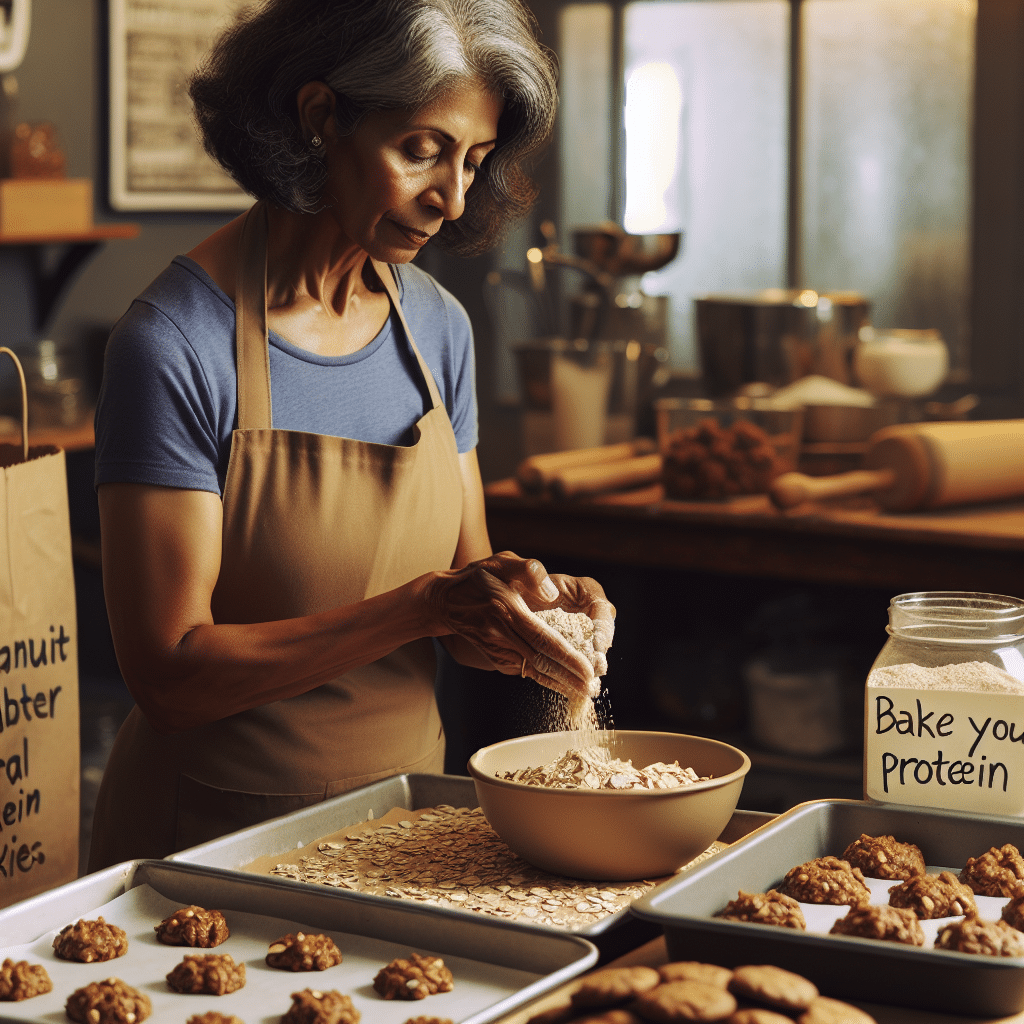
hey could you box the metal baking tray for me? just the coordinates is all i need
[630,798,1024,1018]
[168,772,772,947]
[0,858,597,1024]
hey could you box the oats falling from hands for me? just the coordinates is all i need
[534,608,604,732]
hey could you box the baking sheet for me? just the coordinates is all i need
[169,773,772,938]
[0,860,597,1024]
[630,799,1024,1017]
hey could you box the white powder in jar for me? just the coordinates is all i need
[867,660,1024,693]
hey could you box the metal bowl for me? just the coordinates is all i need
[467,730,750,881]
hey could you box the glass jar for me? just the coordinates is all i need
[865,592,1024,814]
[870,592,1024,683]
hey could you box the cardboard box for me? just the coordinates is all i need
[0,177,93,236]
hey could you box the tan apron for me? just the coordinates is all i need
[89,202,463,869]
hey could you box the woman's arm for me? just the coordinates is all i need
[100,468,606,735]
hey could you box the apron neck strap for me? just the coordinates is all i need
[234,202,445,431]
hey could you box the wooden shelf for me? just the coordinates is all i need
[0,223,140,245]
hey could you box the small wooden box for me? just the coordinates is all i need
[0,178,93,236]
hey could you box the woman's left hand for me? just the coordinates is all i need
[542,572,616,677]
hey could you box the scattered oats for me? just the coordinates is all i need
[501,749,709,790]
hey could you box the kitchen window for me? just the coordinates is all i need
[556,0,976,378]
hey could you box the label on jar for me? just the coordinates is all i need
[865,663,1024,814]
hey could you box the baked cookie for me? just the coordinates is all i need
[729,1011,794,1024]
[155,905,229,947]
[728,965,818,1013]
[658,962,733,988]
[715,890,806,930]
[571,967,661,1008]
[65,977,151,1024]
[187,1015,245,1024]
[166,953,246,995]
[776,858,870,907]
[572,1013,643,1024]
[403,1018,455,1024]
[796,997,877,1024]
[841,834,925,881]
[373,954,454,1000]
[829,905,926,946]
[887,871,976,919]
[1001,887,1024,930]
[267,932,343,971]
[632,979,737,1022]
[53,917,128,963]
[959,844,1024,897]
[934,913,1024,956]
[281,988,360,1024]
[0,958,51,1001]
[526,1005,580,1024]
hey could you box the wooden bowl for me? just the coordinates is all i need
[468,730,750,881]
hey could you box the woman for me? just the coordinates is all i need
[88,0,614,869]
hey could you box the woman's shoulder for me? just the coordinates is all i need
[392,262,471,339]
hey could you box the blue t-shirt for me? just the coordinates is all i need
[95,256,478,495]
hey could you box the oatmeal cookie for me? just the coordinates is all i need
[1001,887,1024,930]
[729,1011,794,1024]
[267,932,343,972]
[727,965,818,1013]
[632,979,737,1022]
[776,857,870,907]
[887,871,976,919]
[934,913,1024,956]
[53,917,128,963]
[373,954,454,1000]
[715,890,806,929]
[796,997,877,1024]
[166,953,246,995]
[65,977,151,1024]
[187,1015,245,1024]
[572,1013,643,1024]
[658,963,732,988]
[841,834,925,881]
[0,958,51,1001]
[281,988,360,1024]
[403,1018,455,1024]
[155,905,229,947]
[571,967,661,1008]
[829,905,925,945]
[526,1006,580,1024]
[959,844,1024,897]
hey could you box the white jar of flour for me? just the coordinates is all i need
[864,592,1024,815]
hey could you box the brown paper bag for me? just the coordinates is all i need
[0,347,79,907]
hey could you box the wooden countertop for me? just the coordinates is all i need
[484,480,1024,596]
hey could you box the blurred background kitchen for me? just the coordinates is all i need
[0,0,1020,870]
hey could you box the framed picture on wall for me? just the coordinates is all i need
[108,0,253,211]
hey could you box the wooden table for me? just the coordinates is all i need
[484,481,1024,597]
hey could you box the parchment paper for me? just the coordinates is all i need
[0,882,539,1023]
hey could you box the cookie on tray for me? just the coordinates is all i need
[728,965,818,1014]
[1001,887,1024,930]
[187,1014,245,1024]
[155,905,229,947]
[828,905,925,946]
[658,962,733,988]
[796,997,878,1024]
[841,834,925,881]
[65,977,151,1024]
[571,967,661,1008]
[0,958,51,1001]
[934,913,1024,956]
[729,1010,794,1024]
[887,871,976,919]
[166,953,246,995]
[53,917,128,963]
[632,979,737,1022]
[571,1012,643,1024]
[267,932,343,972]
[281,988,360,1024]
[776,857,871,907]
[715,890,806,930]
[403,1017,455,1024]
[373,954,454,1000]
[959,843,1024,897]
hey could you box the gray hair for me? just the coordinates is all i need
[189,0,558,255]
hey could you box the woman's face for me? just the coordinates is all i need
[322,80,503,263]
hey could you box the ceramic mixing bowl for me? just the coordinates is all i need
[467,730,750,881]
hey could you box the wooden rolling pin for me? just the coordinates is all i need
[516,437,657,491]
[549,453,663,500]
[770,419,1024,511]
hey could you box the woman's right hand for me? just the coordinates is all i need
[424,550,601,701]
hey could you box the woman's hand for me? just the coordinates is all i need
[425,550,615,701]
